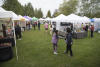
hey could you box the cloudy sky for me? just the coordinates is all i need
[0,0,63,16]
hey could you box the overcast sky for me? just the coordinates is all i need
[18,0,63,16]
[0,0,63,16]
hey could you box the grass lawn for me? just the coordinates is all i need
[0,25,100,67]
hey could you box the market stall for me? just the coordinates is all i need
[65,14,90,39]
[0,7,18,61]
[51,14,90,39]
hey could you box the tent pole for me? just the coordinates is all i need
[12,19,18,61]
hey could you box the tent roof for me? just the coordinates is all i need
[32,17,38,21]
[0,7,18,20]
[51,14,90,24]
[0,7,6,12]
[52,14,67,22]
[93,18,100,22]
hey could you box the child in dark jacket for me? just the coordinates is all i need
[65,28,73,56]
[52,30,59,54]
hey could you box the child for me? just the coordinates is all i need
[65,28,73,56]
[44,23,48,32]
[52,30,59,54]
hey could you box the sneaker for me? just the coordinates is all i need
[64,51,67,54]
[54,52,58,55]
[18,39,22,40]
[68,54,73,57]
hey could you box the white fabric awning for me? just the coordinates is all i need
[0,7,18,20]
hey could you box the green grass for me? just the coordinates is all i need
[0,25,100,67]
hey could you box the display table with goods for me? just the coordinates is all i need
[0,9,18,61]
[73,31,87,39]
[0,37,15,47]
[0,37,13,61]
[58,31,66,38]
[0,24,15,61]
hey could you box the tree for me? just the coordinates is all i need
[24,3,34,17]
[37,8,43,18]
[46,10,51,18]
[59,0,78,15]
[78,0,100,18]
[2,0,44,17]
[2,0,24,15]
[52,9,60,17]
[34,8,38,17]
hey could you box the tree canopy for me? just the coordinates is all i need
[2,0,43,18]
[78,0,100,18]
[59,0,78,16]
[46,10,52,18]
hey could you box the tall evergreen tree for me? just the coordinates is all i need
[2,0,44,17]
[34,8,38,17]
[34,8,43,18]
[52,9,60,17]
[2,0,24,15]
[24,3,34,17]
[46,10,51,18]
[37,8,43,18]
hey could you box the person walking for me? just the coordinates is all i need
[65,28,73,56]
[44,23,48,32]
[15,25,22,40]
[33,22,36,30]
[90,25,94,37]
[18,25,22,40]
[52,30,59,54]
[38,21,41,30]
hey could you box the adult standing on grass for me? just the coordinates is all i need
[65,28,73,56]
[52,30,59,54]
[90,25,94,37]
[15,25,22,40]
[44,22,48,32]
[38,21,41,30]
[33,22,36,30]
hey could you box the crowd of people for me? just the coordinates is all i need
[81,23,94,37]
[14,21,95,56]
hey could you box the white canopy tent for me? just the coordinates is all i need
[93,18,100,31]
[39,18,44,21]
[45,17,52,21]
[0,7,18,61]
[51,14,69,31]
[39,18,45,24]
[51,14,90,24]
[18,15,29,21]
[65,14,90,24]
[51,14,90,32]
[52,14,67,22]
[0,7,18,20]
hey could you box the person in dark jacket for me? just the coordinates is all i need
[2,24,7,37]
[85,24,89,33]
[33,22,36,30]
[18,25,22,39]
[15,25,22,40]
[90,25,94,37]
[38,21,41,30]
[15,25,19,39]
[65,28,73,56]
